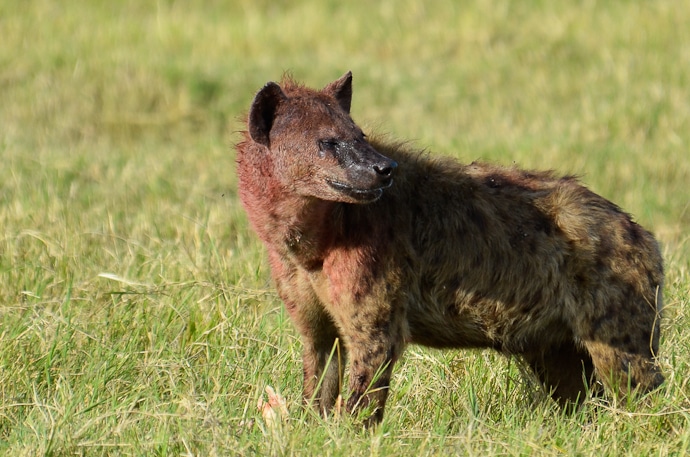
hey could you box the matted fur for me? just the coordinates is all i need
[236,72,664,425]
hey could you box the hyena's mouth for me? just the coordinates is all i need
[326,178,393,202]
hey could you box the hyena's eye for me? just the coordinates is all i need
[318,139,339,155]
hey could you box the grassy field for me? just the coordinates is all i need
[1,0,689,455]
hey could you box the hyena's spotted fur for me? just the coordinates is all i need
[235,72,664,425]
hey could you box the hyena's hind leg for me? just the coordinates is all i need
[582,340,664,397]
[523,341,597,408]
[578,297,664,399]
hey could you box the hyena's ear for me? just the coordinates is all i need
[323,71,353,114]
[249,82,287,147]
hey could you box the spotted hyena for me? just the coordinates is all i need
[235,71,664,424]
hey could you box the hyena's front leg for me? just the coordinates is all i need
[298,309,346,416]
[340,306,407,426]
[271,255,346,416]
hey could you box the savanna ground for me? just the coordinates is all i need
[1,0,689,455]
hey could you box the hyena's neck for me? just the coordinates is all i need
[237,141,339,269]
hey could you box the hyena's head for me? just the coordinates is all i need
[247,71,397,204]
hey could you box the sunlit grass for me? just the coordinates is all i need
[1,0,689,455]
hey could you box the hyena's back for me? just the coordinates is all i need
[379,146,664,401]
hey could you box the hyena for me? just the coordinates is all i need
[235,71,664,424]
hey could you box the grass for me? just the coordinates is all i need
[1,0,689,455]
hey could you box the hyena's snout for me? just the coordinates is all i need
[327,141,397,202]
[371,157,397,182]
[347,143,398,187]
[359,151,397,188]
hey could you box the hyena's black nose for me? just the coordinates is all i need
[374,160,397,178]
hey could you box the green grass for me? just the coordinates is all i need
[1,0,689,455]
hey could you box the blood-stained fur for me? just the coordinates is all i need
[235,72,664,424]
